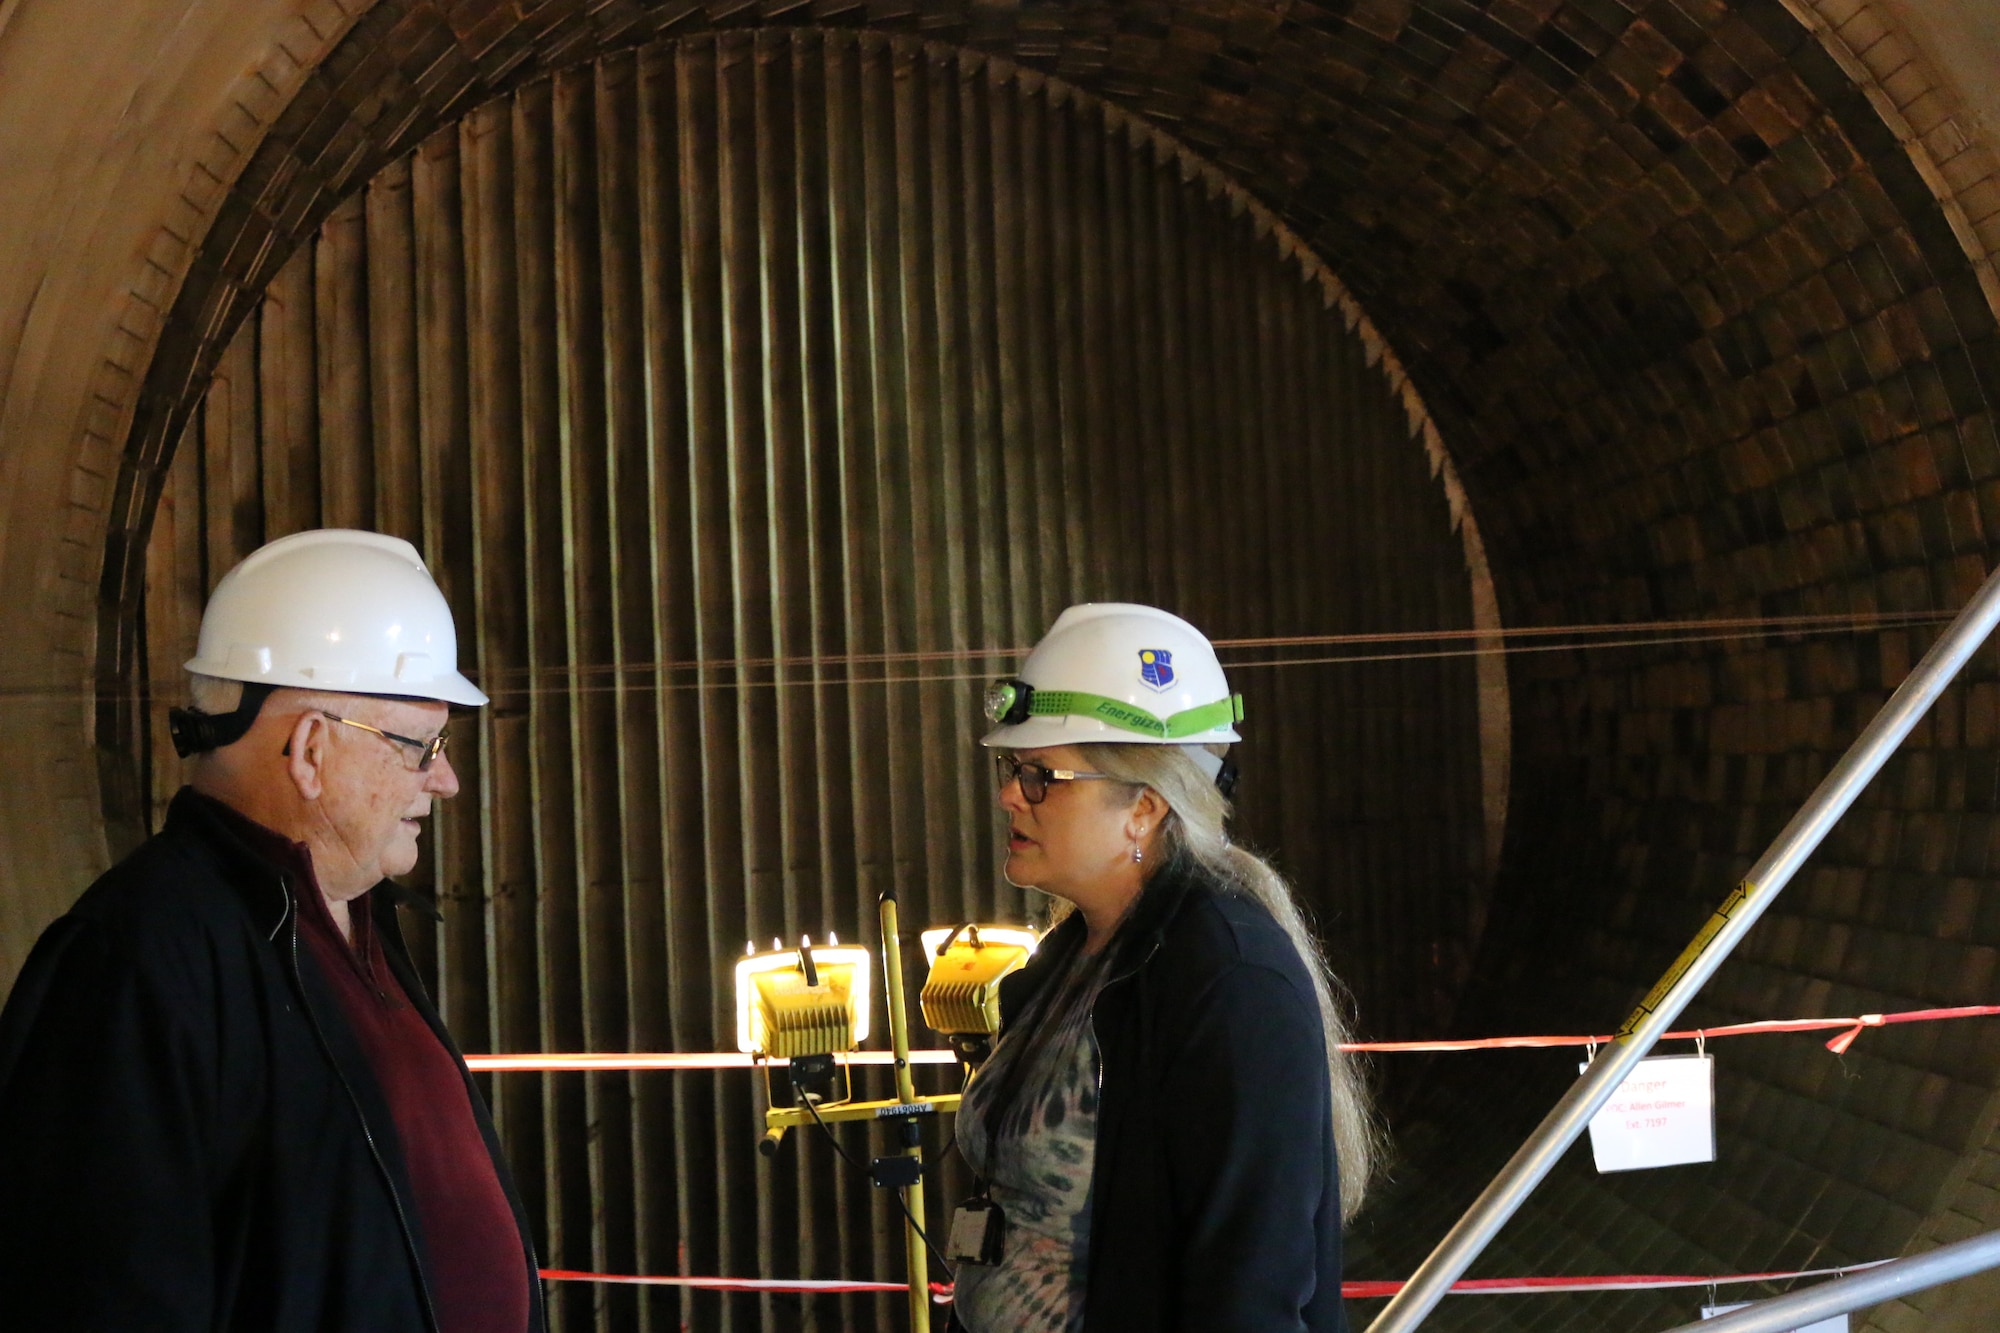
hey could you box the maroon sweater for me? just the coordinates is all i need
[213,800,530,1333]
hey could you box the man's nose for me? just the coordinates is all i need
[425,751,461,798]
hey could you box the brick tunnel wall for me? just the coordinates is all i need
[74,1,2000,1329]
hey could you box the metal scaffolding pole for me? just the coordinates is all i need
[1656,1229,2000,1333]
[1368,561,2000,1332]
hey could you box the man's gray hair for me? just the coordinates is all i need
[187,673,244,715]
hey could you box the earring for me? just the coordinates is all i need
[1132,844,1143,864]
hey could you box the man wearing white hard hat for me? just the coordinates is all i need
[0,530,543,1332]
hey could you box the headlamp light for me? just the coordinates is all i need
[984,678,1034,727]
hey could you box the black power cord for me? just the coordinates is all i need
[799,1095,952,1278]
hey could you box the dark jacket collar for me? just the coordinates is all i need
[163,788,442,935]
[1004,850,1207,1014]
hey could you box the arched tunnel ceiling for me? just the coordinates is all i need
[7,0,2000,1328]
[87,0,2000,633]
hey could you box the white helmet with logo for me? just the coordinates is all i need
[982,603,1241,776]
[185,529,488,706]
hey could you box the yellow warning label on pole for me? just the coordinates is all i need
[1616,881,1755,1040]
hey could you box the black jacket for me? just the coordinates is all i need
[0,788,546,1332]
[991,855,1347,1332]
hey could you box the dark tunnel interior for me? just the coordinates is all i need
[57,1,2000,1328]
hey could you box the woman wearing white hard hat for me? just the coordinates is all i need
[948,603,1378,1333]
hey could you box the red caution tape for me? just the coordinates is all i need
[467,1005,2000,1073]
[542,1259,1888,1300]
[539,1270,956,1302]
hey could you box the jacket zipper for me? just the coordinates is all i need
[283,875,441,1333]
[1089,933,1163,1101]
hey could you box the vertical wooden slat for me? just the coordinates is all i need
[714,30,782,1329]
[674,36,744,1330]
[635,40,702,1333]
[412,124,480,1038]
[366,155,422,546]
[1146,138,1197,613]
[461,91,546,1240]
[554,60,632,1333]
[315,192,374,529]
[512,74,589,1325]
[592,45,655,1333]
[790,35,869,1327]
[956,53,1011,717]
[204,326,263,576]
[144,417,207,829]
[923,42,987,956]
[1015,75,1071,618]
[259,249,320,533]
[748,29,818,1313]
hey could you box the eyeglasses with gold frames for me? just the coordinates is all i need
[321,710,450,771]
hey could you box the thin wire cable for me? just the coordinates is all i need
[798,1094,951,1278]
[36,605,1958,702]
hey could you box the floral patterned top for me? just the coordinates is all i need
[951,949,1104,1333]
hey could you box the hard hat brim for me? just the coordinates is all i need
[980,716,1240,749]
[182,656,489,708]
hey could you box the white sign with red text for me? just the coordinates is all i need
[1579,1053,1715,1173]
[1701,1302,1846,1331]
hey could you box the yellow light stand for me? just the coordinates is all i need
[751,907,950,1333]
[747,917,1041,1331]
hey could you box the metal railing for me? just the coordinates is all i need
[1368,560,2000,1331]
[1657,1228,2000,1332]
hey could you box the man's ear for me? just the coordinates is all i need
[286,711,328,801]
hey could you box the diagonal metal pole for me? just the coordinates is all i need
[1368,562,2000,1332]
[1655,1228,2000,1333]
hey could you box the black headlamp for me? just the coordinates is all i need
[983,678,1035,727]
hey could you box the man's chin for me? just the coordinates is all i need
[380,834,424,880]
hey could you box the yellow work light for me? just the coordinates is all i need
[735,935,871,1106]
[918,923,1038,1065]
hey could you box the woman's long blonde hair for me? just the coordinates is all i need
[1083,741,1382,1222]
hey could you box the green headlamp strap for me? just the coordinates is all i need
[1021,688,1243,739]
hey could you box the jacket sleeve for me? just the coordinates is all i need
[1157,960,1332,1332]
[0,913,232,1330]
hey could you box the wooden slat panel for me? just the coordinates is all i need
[139,32,1493,1329]
[144,418,207,829]
[259,248,321,536]
[672,37,750,1329]
[633,40,701,1333]
[459,96,545,1213]
[786,35,870,1326]
[203,327,263,579]
[592,47,652,1333]
[747,29,815,1309]
[365,155,422,547]
[315,192,374,530]
[412,122,480,1037]
[511,74,589,1320]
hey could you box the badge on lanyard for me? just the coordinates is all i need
[946,1195,1006,1266]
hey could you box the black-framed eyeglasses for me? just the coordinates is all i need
[323,710,450,771]
[993,753,1113,805]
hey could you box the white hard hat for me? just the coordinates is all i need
[185,529,488,707]
[981,604,1242,768]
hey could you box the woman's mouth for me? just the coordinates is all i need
[1007,828,1035,850]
